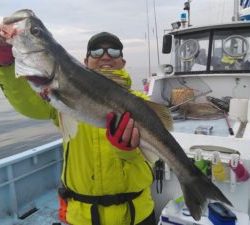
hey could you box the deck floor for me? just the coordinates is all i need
[173,117,236,137]
[1,190,67,225]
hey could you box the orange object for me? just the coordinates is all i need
[58,196,68,223]
[171,88,194,106]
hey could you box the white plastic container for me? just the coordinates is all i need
[229,98,249,122]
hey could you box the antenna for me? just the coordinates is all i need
[153,0,160,65]
[146,0,151,77]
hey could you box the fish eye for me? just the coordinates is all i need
[30,26,41,36]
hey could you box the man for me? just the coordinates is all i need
[0,31,156,225]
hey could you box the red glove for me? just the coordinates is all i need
[0,38,14,66]
[106,112,138,151]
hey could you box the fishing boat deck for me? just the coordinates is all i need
[0,138,64,225]
[0,189,66,225]
[173,117,240,137]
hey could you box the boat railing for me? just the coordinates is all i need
[0,138,63,221]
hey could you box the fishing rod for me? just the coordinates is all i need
[206,96,234,136]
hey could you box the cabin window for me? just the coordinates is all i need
[174,32,210,73]
[212,29,250,71]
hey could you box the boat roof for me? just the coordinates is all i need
[168,21,250,36]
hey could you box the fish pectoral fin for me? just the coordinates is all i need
[59,113,78,142]
[146,101,173,130]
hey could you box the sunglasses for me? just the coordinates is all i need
[88,48,123,59]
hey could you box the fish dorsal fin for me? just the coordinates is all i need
[58,113,78,142]
[103,73,128,88]
[146,100,173,130]
[95,69,131,89]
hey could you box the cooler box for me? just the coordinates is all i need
[208,202,236,225]
[159,201,249,225]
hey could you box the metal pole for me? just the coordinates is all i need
[184,0,191,27]
[188,0,191,27]
[153,0,160,65]
[146,0,151,77]
[233,0,240,21]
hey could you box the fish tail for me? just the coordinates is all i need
[180,174,232,221]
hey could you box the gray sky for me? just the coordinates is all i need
[1,0,235,88]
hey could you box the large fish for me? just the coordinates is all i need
[0,9,232,220]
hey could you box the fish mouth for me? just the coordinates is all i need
[1,10,35,41]
[26,75,53,86]
[3,9,35,25]
[25,60,57,86]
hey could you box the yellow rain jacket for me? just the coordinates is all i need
[0,65,154,225]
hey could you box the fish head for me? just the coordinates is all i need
[2,9,58,89]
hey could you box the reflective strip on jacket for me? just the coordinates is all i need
[0,65,154,225]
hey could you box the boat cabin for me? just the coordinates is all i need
[149,21,250,224]
[162,22,250,75]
